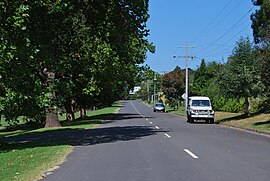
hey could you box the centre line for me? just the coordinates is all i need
[155,126,160,130]
[184,149,199,159]
[164,133,171,138]
[131,101,142,115]
[150,122,153,124]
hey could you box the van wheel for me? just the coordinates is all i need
[190,118,194,123]
[210,119,214,124]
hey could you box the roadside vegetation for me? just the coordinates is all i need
[0,1,153,128]
[136,0,270,134]
[0,103,120,181]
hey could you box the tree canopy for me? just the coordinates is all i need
[0,0,153,127]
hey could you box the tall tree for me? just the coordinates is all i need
[251,0,270,98]
[0,0,153,127]
[217,37,262,115]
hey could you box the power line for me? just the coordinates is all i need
[195,6,255,55]
[185,0,234,44]
[199,23,251,57]
[194,0,246,43]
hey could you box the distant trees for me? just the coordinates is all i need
[135,65,160,102]
[0,0,153,127]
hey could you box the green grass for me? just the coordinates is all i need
[0,102,120,181]
[0,143,71,181]
[217,112,270,134]
[0,102,120,138]
[166,106,186,116]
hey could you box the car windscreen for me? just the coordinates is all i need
[191,100,210,107]
[155,103,164,107]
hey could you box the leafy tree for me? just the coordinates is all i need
[251,0,270,100]
[192,59,210,96]
[217,37,262,115]
[0,0,153,127]
[191,60,227,110]
[161,66,185,110]
[251,0,270,44]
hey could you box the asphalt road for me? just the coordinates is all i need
[43,100,270,181]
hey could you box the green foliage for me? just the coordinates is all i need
[161,66,185,110]
[251,0,270,111]
[217,37,263,114]
[0,0,152,127]
[251,0,270,44]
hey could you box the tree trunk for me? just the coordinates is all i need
[64,98,75,121]
[44,71,61,128]
[244,97,250,116]
[80,107,87,119]
[45,108,61,128]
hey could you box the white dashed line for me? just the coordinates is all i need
[155,126,160,130]
[131,101,142,115]
[146,119,148,121]
[150,122,153,124]
[164,133,171,138]
[184,149,199,159]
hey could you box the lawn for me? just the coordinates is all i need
[0,102,120,181]
[0,143,71,181]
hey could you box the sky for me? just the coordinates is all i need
[145,0,257,73]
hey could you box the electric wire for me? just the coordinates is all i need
[199,23,251,57]
[194,6,255,55]
[185,0,234,44]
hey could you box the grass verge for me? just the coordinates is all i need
[0,143,72,181]
[216,112,270,134]
[0,102,120,181]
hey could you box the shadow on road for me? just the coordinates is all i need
[0,126,164,153]
[0,110,165,153]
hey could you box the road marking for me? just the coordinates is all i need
[131,101,142,115]
[164,133,171,138]
[146,118,148,121]
[155,126,160,130]
[150,122,153,124]
[184,149,199,159]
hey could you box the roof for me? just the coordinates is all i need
[189,96,210,100]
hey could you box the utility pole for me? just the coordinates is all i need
[173,46,195,111]
[147,80,150,103]
[153,73,157,104]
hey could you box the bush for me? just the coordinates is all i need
[212,96,244,113]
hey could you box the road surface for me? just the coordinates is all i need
[43,100,270,181]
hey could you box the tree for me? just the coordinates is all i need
[161,66,185,110]
[0,0,153,127]
[192,59,209,96]
[191,60,225,110]
[217,37,262,115]
[251,0,270,99]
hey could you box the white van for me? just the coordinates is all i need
[187,96,215,123]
